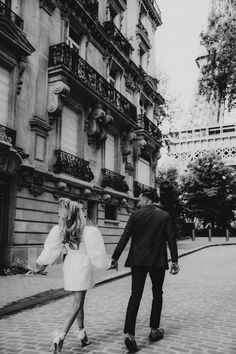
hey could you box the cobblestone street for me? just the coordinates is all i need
[0,245,236,354]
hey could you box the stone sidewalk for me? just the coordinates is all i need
[0,242,236,353]
[0,237,235,317]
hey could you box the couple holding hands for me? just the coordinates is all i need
[34,190,179,353]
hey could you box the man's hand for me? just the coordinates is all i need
[170,262,180,275]
[25,264,48,276]
[107,258,118,271]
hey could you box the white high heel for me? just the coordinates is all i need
[78,328,91,347]
[50,330,66,353]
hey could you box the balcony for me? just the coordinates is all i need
[133,181,153,198]
[0,124,16,146]
[53,150,94,182]
[137,114,162,143]
[142,0,162,27]
[103,20,132,58]
[136,19,151,50]
[101,168,129,193]
[0,0,24,29]
[78,0,98,19]
[49,43,137,123]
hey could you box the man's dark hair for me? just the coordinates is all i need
[141,189,160,203]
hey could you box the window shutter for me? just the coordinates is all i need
[61,106,79,156]
[105,133,116,171]
[0,66,10,125]
[137,158,150,185]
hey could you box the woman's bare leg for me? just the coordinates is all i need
[61,290,86,336]
[76,306,85,330]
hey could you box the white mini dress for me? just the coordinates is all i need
[37,225,108,291]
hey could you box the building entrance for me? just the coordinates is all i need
[0,175,9,263]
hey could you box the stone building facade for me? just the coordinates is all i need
[0,0,164,265]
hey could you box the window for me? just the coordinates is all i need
[109,60,122,90]
[105,204,117,220]
[0,66,10,125]
[87,200,97,225]
[137,158,150,186]
[66,27,81,54]
[61,106,80,156]
[104,132,117,171]
[2,0,11,7]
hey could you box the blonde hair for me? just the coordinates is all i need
[59,198,86,244]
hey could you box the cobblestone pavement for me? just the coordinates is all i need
[1,238,234,309]
[0,245,236,354]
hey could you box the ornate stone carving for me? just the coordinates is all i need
[133,137,147,161]
[121,127,137,162]
[47,80,70,124]
[87,103,113,148]
[39,0,57,15]
[151,148,161,171]
[17,59,26,94]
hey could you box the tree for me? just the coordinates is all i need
[157,167,185,237]
[180,151,236,229]
[199,1,236,114]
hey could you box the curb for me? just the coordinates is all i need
[0,243,235,319]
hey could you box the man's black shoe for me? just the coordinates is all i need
[149,328,164,342]
[124,336,138,352]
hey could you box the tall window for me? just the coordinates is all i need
[104,132,117,171]
[2,0,11,7]
[87,200,97,225]
[66,27,81,54]
[0,66,10,125]
[109,60,122,91]
[61,106,80,156]
[137,157,150,186]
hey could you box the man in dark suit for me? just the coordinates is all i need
[109,190,179,352]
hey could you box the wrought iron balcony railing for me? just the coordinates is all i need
[49,43,137,122]
[137,114,162,141]
[136,19,151,49]
[103,20,132,58]
[53,150,94,182]
[133,181,154,198]
[0,124,16,145]
[0,0,24,29]
[101,168,129,193]
[78,0,98,19]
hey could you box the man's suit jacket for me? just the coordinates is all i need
[112,204,178,269]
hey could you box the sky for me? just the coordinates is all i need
[155,0,211,123]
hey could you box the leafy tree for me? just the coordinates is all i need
[199,1,236,115]
[157,167,185,237]
[180,152,236,229]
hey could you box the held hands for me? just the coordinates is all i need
[25,264,48,276]
[170,262,180,275]
[107,258,118,271]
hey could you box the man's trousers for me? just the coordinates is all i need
[124,266,166,336]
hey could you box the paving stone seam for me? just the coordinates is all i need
[1,242,236,319]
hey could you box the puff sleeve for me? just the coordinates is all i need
[37,225,64,266]
[83,226,109,268]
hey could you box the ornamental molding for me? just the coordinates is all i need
[47,80,70,123]
[87,103,113,149]
[29,114,52,136]
[120,127,137,162]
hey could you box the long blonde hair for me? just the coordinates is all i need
[59,198,86,244]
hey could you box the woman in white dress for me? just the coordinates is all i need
[34,198,108,353]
